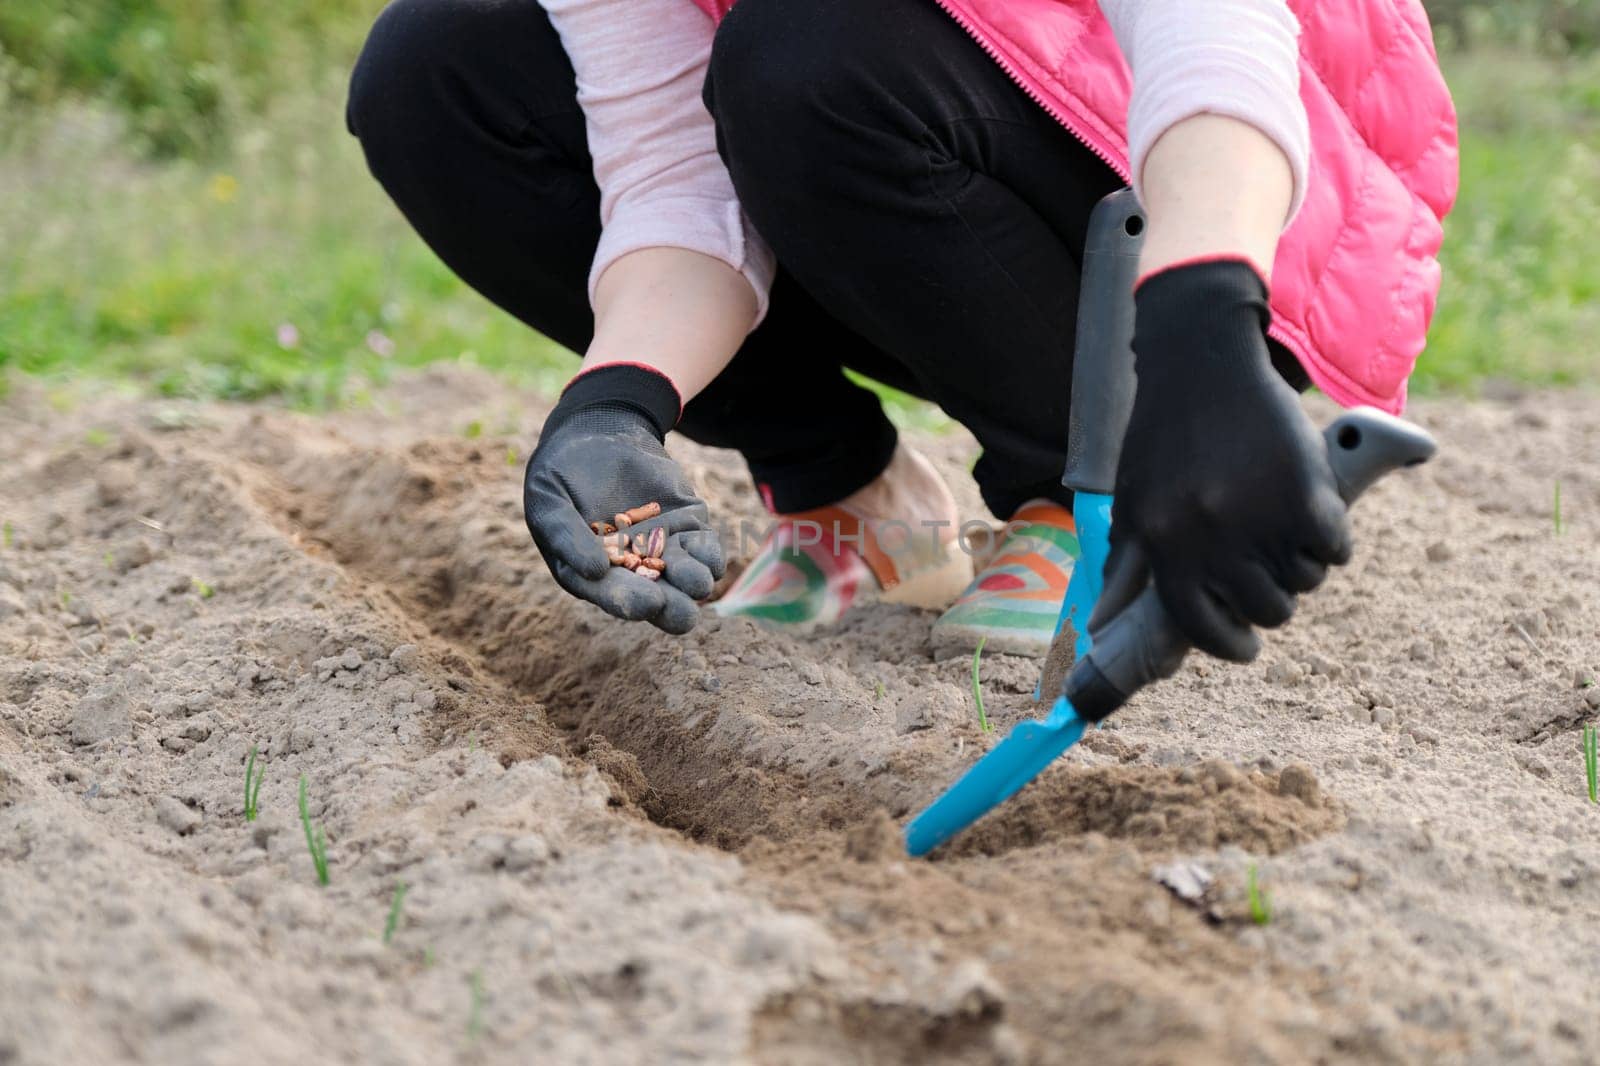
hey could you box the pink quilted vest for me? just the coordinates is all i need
[691,0,1459,414]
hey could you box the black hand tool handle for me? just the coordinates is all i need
[1064,407,1438,721]
[1063,188,1145,496]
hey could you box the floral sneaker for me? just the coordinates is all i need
[930,499,1079,658]
[712,503,973,630]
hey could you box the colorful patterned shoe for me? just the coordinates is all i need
[930,499,1079,658]
[713,504,972,630]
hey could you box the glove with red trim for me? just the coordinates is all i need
[1092,258,1352,661]
[523,365,724,633]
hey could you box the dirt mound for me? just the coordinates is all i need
[1,367,1597,1064]
[939,760,1341,859]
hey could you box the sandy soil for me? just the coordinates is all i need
[0,367,1596,1065]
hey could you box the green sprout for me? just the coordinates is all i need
[463,420,483,440]
[383,882,409,945]
[1246,864,1272,926]
[103,550,115,569]
[84,428,111,447]
[971,637,993,733]
[243,745,265,822]
[1555,480,1564,535]
[2,522,12,548]
[60,590,72,607]
[505,445,518,466]
[191,578,215,599]
[297,775,330,886]
[1584,724,1597,805]
[874,679,885,702]
[467,969,487,1040]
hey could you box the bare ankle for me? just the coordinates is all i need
[839,445,959,544]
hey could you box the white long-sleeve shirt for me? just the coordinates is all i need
[538,0,1308,325]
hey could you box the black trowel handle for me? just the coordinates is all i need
[1063,189,1145,497]
[1064,407,1437,722]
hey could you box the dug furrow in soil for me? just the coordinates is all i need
[1,368,1597,1064]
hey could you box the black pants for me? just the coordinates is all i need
[347,0,1124,517]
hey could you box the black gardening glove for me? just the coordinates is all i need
[524,364,724,634]
[1090,259,1352,662]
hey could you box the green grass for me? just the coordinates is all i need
[0,41,1595,411]
[1418,50,1600,393]
[242,744,264,822]
[0,0,372,157]
[970,636,993,734]
[1584,724,1597,804]
[297,774,330,886]
[382,881,408,945]
[0,83,575,410]
[1246,864,1272,926]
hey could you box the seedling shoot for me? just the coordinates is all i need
[467,970,487,1040]
[298,774,331,886]
[1247,864,1272,926]
[383,882,409,945]
[243,745,264,822]
[971,637,992,733]
[1583,724,1597,805]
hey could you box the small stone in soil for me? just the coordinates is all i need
[504,834,552,872]
[1277,763,1321,806]
[843,809,900,862]
[156,796,201,835]
[1199,759,1244,790]
[71,687,131,747]
[1266,660,1305,686]
[1154,861,1214,903]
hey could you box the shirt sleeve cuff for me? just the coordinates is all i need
[588,197,778,327]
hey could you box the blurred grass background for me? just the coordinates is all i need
[0,1,1596,412]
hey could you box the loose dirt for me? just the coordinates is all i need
[1,368,1596,1064]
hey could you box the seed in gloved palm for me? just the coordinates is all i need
[597,501,671,571]
[524,366,722,635]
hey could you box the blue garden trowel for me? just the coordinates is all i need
[905,191,1438,858]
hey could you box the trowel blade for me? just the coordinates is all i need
[904,697,1088,857]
